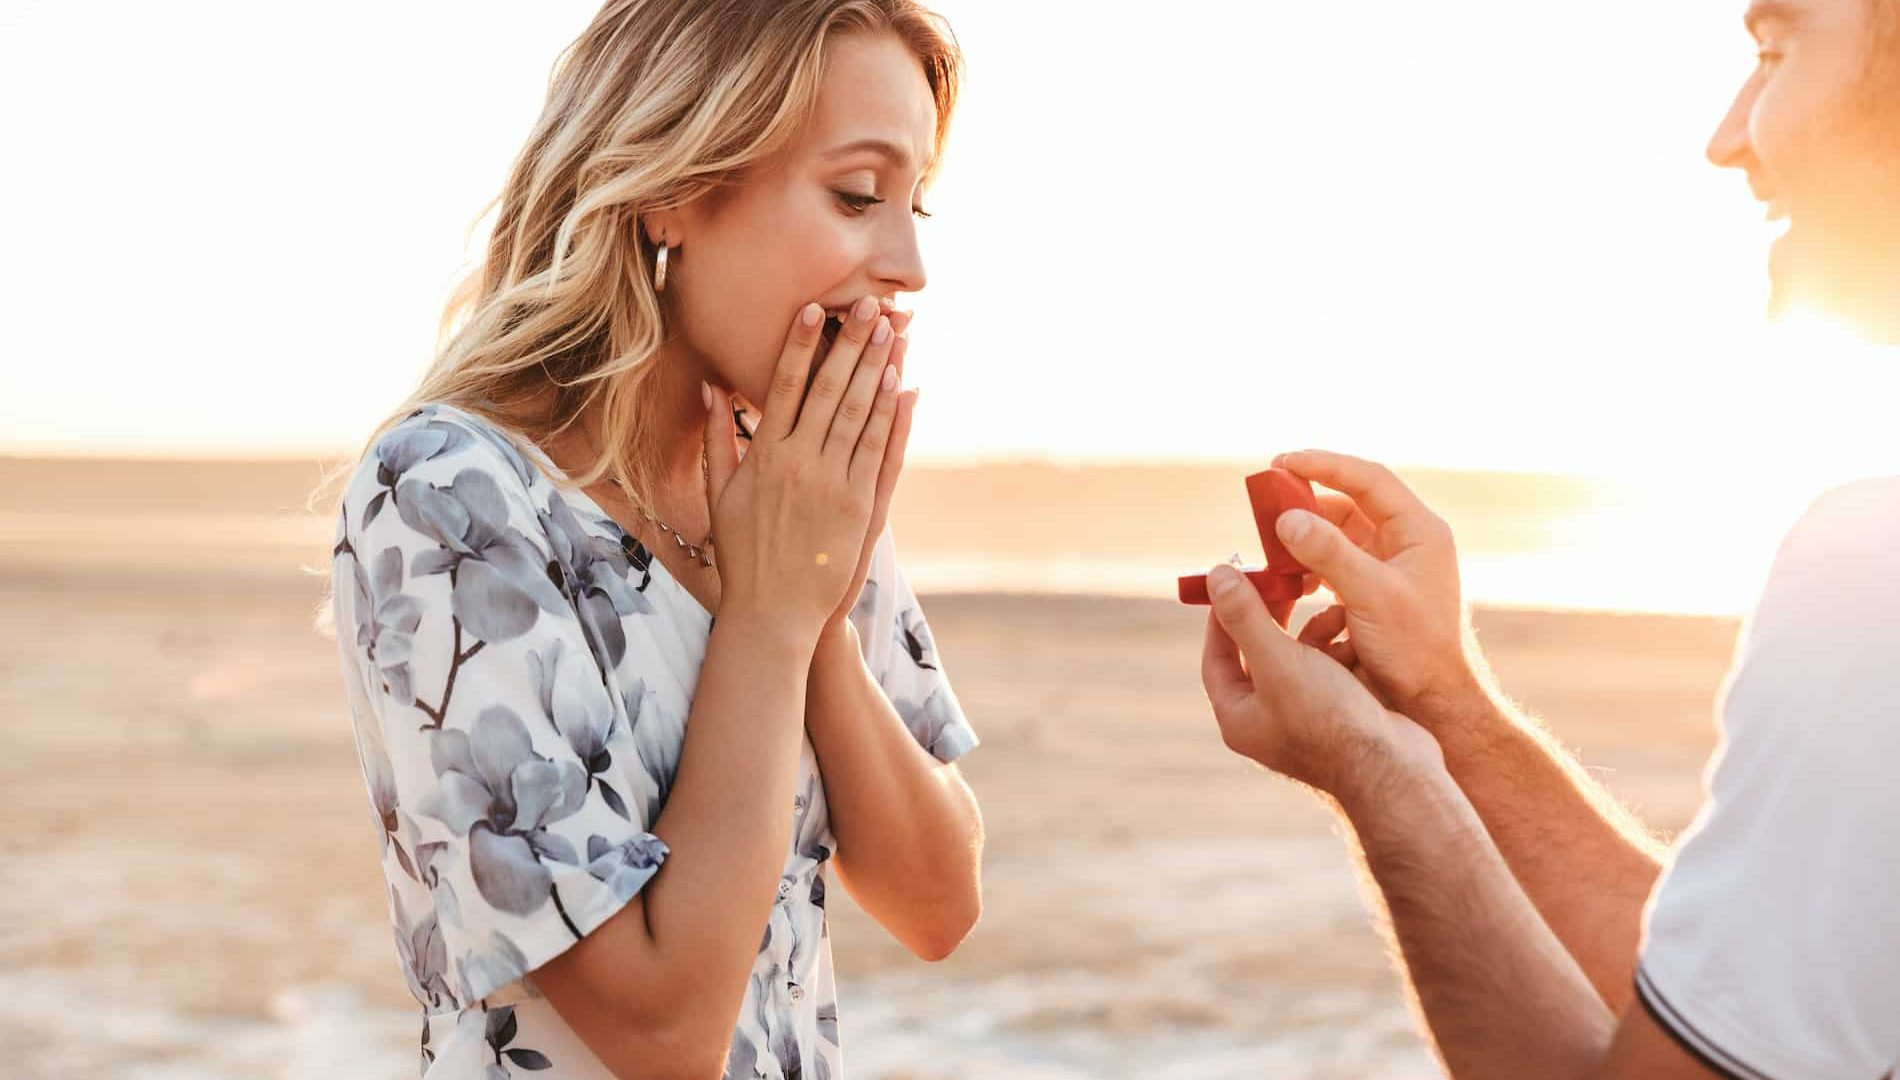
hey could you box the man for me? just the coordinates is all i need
[1199,2,1900,1077]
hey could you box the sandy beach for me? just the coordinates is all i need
[0,457,1742,1078]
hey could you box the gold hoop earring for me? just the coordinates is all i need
[654,243,670,293]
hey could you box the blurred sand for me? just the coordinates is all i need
[0,457,1741,1078]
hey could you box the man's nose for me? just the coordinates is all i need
[1706,75,1757,169]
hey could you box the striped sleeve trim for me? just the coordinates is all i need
[1634,964,1781,1080]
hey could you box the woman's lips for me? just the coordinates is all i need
[817,298,898,343]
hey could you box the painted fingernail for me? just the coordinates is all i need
[872,317,891,345]
[800,303,823,327]
[1209,564,1243,597]
[701,380,712,409]
[881,364,898,393]
[852,295,879,322]
[1277,510,1313,543]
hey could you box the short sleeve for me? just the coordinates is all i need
[847,526,979,764]
[332,409,674,1008]
[1636,478,1900,1080]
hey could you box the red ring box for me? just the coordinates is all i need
[1178,467,1319,621]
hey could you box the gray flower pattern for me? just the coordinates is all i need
[332,403,976,1079]
[348,543,425,706]
[419,706,589,916]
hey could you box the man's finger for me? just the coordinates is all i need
[1206,564,1300,685]
[757,303,825,443]
[1275,450,1429,528]
[1298,604,1349,649]
[1274,510,1402,612]
[1314,491,1376,547]
[1201,609,1253,710]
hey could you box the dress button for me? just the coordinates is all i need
[777,879,794,900]
[789,983,805,1003]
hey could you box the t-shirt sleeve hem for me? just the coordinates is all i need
[1634,959,1860,1080]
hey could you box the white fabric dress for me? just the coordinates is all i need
[330,402,978,1079]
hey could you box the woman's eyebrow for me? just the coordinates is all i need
[823,137,913,168]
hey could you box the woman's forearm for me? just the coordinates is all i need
[645,609,818,983]
[537,609,817,1076]
[805,620,983,959]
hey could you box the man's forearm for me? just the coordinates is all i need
[1429,675,1665,1012]
[1338,753,1616,1080]
[804,621,983,957]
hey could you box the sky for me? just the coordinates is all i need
[3,0,1897,489]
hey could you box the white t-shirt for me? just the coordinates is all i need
[330,403,977,1079]
[1638,477,1900,1080]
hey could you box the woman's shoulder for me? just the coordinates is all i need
[339,403,551,524]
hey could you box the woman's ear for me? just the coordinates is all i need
[641,210,685,250]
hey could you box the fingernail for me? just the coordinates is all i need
[852,295,879,322]
[1277,510,1312,544]
[800,303,823,327]
[701,380,712,410]
[881,364,898,393]
[1208,564,1243,597]
[872,317,891,345]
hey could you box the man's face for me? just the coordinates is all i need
[1708,0,1900,331]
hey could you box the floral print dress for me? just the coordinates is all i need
[330,403,978,1079]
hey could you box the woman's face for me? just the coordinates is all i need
[666,31,938,411]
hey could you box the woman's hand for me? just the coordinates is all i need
[825,307,916,632]
[701,296,912,637]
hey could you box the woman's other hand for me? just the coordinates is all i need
[702,296,912,637]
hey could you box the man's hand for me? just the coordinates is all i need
[1270,450,1491,731]
[1200,562,1441,798]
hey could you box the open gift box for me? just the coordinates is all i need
[1178,468,1318,625]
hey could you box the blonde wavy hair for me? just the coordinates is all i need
[354,0,959,511]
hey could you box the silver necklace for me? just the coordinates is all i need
[611,476,715,568]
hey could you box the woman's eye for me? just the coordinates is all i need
[912,206,934,220]
[835,191,883,214]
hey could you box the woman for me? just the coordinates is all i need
[328,2,983,1076]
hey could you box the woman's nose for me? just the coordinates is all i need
[872,221,928,295]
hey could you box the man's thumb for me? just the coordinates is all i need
[1207,563,1294,679]
[1275,509,1388,608]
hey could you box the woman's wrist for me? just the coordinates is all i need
[814,611,861,658]
[711,601,826,659]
